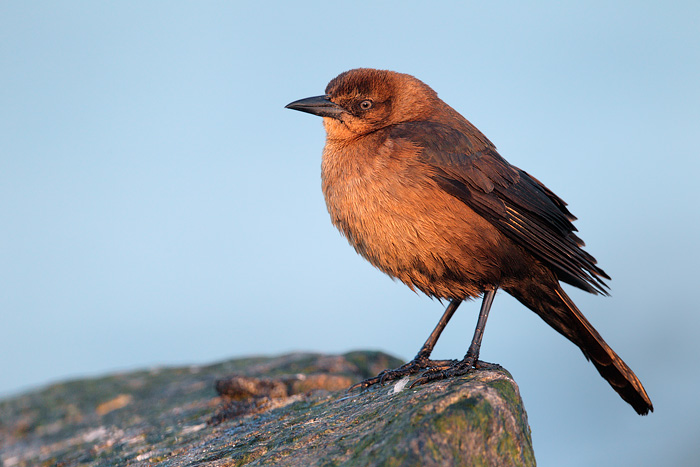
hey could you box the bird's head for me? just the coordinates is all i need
[286,68,441,138]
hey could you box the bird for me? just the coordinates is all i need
[285,68,653,415]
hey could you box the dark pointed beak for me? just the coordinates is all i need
[285,95,344,119]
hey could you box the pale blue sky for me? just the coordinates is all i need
[1,2,699,466]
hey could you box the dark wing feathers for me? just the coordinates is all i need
[391,122,610,295]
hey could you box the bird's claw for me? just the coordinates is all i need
[347,357,455,393]
[408,356,498,388]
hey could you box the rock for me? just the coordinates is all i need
[0,351,535,466]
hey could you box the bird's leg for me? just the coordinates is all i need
[410,288,498,387]
[348,299,462,391]
[463,287,496,366]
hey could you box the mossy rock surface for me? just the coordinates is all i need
[0,352,535,466]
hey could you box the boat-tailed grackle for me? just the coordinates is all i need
[286,68,653,415]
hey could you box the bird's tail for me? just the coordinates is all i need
[504,275,653,415]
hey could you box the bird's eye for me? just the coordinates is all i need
[359,100,373,110]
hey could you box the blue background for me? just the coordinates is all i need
[1,2,698,465]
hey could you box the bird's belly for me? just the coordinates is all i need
[324,176,511,300]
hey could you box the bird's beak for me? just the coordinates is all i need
[285,95,344,119]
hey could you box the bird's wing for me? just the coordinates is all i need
[390,122,610,295]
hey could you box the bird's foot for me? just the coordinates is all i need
[347,355,456,392]
[408,355,499,388]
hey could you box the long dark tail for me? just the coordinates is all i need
[504,274,653,415]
